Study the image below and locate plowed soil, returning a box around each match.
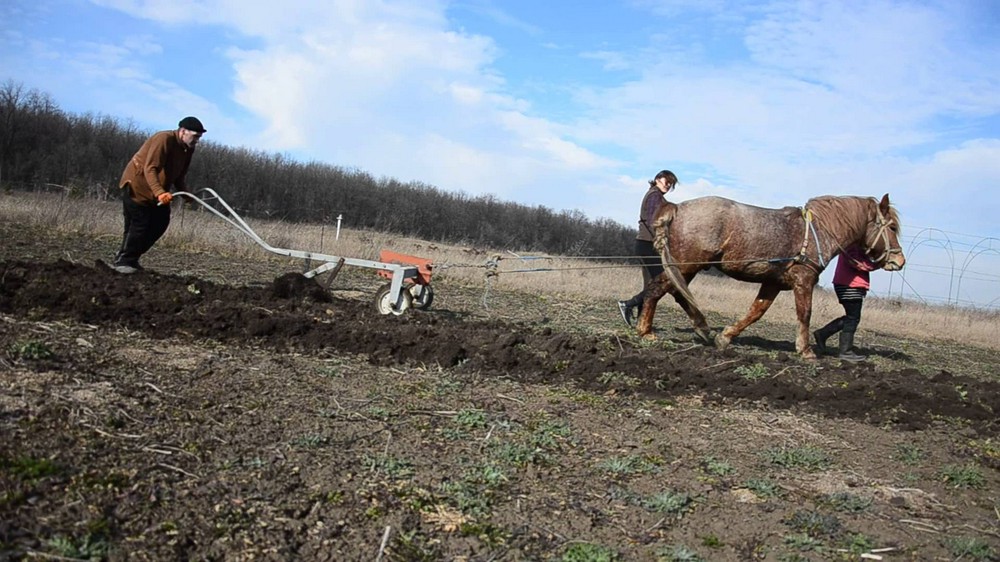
[1,218,998,562]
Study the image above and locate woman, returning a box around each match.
[617,170,678,327]
[813,244,880,361]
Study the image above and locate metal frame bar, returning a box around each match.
[171,188,418,312]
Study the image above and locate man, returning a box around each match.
[112,116,206,274]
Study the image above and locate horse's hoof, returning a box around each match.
[695,328,713,344]
[715,334,731,349]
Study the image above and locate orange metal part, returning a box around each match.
[377,250,433,285]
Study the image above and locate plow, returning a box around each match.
[171,188,434,315]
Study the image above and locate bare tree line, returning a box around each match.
[0,79,635,257]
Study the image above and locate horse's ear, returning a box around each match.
[879,193,890,213]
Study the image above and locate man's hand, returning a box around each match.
[157,193,174,205]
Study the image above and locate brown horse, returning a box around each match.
[635,194,905,359]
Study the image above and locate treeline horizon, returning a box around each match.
[0,79,635,256]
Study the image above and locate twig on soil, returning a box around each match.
[899,519,942,533]
[142,446,175,455]
[156,462,200,479]
[81,423,144,439]
[143,444,199,458]
[478,424,496,453]
[375,525,392,562]
[699,359,741,371]
[143,381,164,394]
[669,344,700,355]
[496,393,524,404]
[642,517,667,534]
[961,523,1000,539]
[614,334,624,353]
[25,550,89,561]
[763,366,794,380]
[115,408,142,425]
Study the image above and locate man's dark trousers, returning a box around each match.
[114,187,171,268]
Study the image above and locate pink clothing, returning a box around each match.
[832,245,879,289]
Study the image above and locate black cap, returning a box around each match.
[178,116,206,133]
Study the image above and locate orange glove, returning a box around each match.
[157,192,174,205]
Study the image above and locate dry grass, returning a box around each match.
[3,190,997,350]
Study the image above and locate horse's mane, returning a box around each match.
[805,195,902,238]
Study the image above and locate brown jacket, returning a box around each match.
[636,186,666,242]
[119,130,194,204]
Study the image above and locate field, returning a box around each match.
[1,193,999,561]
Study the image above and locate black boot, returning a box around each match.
[837,328,865,362]
[813,317,844,355]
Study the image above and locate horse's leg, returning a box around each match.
[635,276,669,340]
[792,283,818,360]
[716,283,780,350]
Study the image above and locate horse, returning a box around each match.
[635,194,905,359]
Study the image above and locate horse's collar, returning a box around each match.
[796,205,827,270]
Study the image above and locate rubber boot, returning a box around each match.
[812,317,844,356]
[837,328,865,362]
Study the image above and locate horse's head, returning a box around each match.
[864,194,905,271]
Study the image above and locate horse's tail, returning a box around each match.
[652,203,702,312]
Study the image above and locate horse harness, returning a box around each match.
[790,199,901,271]
[864,203,902,264]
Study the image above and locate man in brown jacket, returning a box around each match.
[112,116,206,273]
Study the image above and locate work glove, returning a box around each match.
[157,192,174,205]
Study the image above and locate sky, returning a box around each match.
[2,0,999,309]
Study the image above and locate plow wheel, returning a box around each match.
[374,282,413,315]
[409,284,434,310]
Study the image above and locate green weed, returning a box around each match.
[46,532,109,560]
[783,509,842,539]
[454,408,488,430]
[743,477,784,499]
[598,371,641,388]
[363,454,414,479]
[366,406,392,420]
[488,442,549,467]
[527,416,572,450]
[762,445,832,471]
[561,542,620,562]
[783,532,824,552]
[700,534,723,548]
[597,455,661,476]
[945,536,996,560]
[940,463,985,489]
[735,362,769,380]
[820,491,872,513]
[9,340,54,360]
[2,455,60,480]
[643,490,692,515]
[393,528,440,561]
[839,532,875,555]
[893,443,925,466]
[292,433,328,448]
[702,456,734,477]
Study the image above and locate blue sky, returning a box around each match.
[2,0,999,308]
